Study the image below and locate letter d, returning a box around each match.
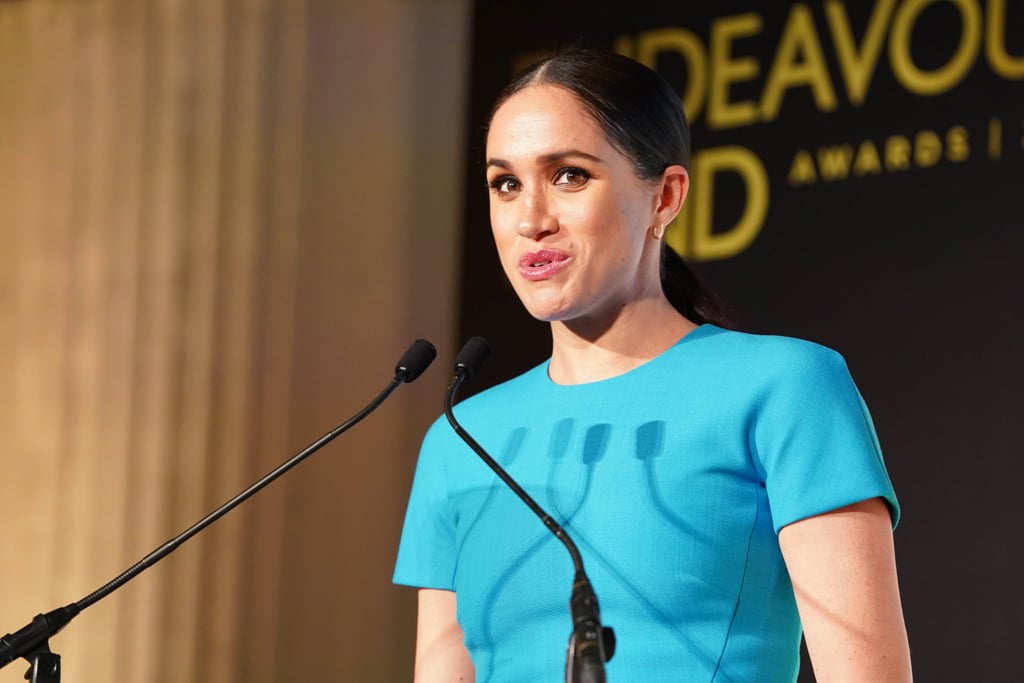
[670,146,769,261]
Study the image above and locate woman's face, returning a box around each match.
[485,84,666,328]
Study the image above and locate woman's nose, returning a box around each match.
[516,190,558,240]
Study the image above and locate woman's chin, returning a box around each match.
[522,306,564,323]
[522,303,594,327]
[515,291,570,322]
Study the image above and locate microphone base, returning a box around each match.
[565,626,615,683]
[27,651,61,683]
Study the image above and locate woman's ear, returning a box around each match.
[654,164,689,227]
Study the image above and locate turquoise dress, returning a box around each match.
[394,325,899,682]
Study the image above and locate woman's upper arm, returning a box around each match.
[415,588,475,683]
[778,497,912,683]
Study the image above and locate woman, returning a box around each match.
[394,49,912,682]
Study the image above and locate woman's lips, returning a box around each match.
[518,249,570,281]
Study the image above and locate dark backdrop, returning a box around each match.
[457,1,1023,680]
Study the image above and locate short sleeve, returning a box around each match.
[393,418,459,589]
[751,343,899,533]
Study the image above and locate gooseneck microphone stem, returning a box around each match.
[0,339,437,682]
[80,372,405,611]
[443,337,613,683]
[443,375,585,572]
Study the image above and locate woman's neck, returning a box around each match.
[547,297,697,385]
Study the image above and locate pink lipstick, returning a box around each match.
[518,249,570,281]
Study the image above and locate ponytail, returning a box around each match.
[660,244,731,328]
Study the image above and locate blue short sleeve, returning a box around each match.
[393,419,458,589]
[750,342,899,532]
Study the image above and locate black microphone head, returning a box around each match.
[395,338,437,382]
[454,336,491,379]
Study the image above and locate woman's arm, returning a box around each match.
[779,497,912,682]
[415,588,475,682]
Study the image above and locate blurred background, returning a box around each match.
[1,0,468,680]
[1,1,1021,681]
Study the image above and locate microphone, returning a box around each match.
[395,338,438,382]
[444,337,615,683]
[1,338,437,680]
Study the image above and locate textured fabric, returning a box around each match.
[394,324,899,682]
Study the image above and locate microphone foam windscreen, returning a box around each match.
[395,338,437,382]
[454,337,491,378]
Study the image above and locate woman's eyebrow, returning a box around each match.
[486,149,605,170]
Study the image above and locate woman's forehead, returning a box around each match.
[486,85,606,156]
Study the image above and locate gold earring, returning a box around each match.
[652,223,666,239]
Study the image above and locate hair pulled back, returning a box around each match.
[488,49,729,327]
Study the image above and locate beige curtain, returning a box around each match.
[0,0,468,680]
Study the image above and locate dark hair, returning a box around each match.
[488,49,730,327]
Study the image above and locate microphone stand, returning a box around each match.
[0,339,437,682]
[443,338,615,683]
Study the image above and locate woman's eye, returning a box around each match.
[553,167,591,187]
[488,175,520,194]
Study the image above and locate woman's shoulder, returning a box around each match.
[695,324,846,363]
[417,361,550,461]
[441,359,551,419]
[686,325,853,388]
